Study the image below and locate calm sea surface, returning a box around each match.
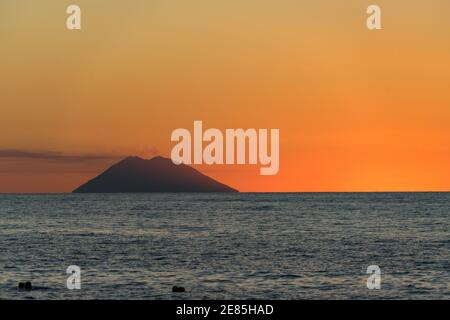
[0,193,449,300]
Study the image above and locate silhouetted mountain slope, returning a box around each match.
[73,156,238,193]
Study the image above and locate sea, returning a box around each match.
[0,193,449,300]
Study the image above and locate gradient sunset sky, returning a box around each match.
[1,0,450,192]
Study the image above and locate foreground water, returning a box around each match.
[0,193,449,300]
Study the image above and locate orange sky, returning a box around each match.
[1,0,450,192]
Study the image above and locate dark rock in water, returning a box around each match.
[72,156,238,193]
[172,286,186,293]
[18,282,32,290]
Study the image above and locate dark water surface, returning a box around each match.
[0,193,449,299]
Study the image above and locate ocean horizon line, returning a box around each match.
[1,191,450,195]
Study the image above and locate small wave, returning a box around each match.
[245,205,275,211]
